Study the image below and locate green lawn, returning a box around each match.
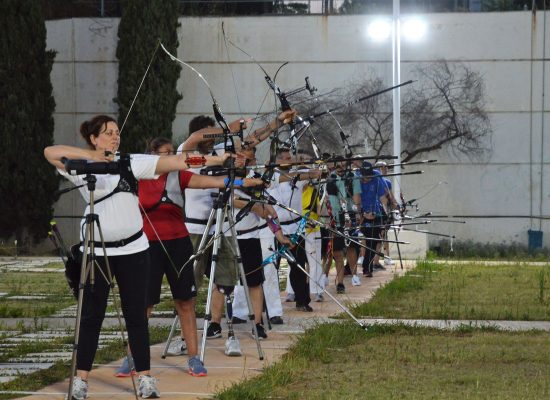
[217,323,550,400]
[217,260,550,399]
[353,260,550,320]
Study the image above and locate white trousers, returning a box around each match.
[233,236,283,319]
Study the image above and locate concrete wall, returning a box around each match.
[45,11,550,247]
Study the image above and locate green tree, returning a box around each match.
[0,0,58,246]
[115,0,182,153]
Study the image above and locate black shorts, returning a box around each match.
[237,238,265,287]
[147,237,197,306]
[332,227,360,253]
[333,232,345,252]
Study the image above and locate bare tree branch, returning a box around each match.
[294,61,492,163]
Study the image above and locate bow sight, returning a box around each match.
[265,76,317,111]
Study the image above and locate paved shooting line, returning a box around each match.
[10,261,413,399]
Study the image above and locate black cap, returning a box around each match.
[359,161,373,176]
[360,161,373,177]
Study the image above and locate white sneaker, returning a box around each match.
[384,257,395,266]
[71,376,88,400]
[166,336,188,356]
[224,335,242,357]
[357,256,364,266]
[138,375,160,398]
[351,274,361,286]
[314,293,324,302]
[284,293,295,302]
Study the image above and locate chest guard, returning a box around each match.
[143,171,184,213]
[93,154,138,205]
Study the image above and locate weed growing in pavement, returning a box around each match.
[0,326,171,399]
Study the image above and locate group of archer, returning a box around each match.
[44,105,399,398]
[44,108,327,399]
[306,155,398,296]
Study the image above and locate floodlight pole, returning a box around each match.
[392,0,401,200]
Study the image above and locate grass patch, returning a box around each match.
[216,323,550,399]
[0,270,74,317]
[352,260,550,320]
[0,271,68,295]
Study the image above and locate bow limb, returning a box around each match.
[159,43,232,135]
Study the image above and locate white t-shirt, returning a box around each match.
[269,173,307,235]
[178,142,234,236]
[58,154,159,256]
[183,166,217,235]
[233,186,261,239]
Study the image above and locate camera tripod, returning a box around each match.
[67,174,138,400]
[161,187,264,362]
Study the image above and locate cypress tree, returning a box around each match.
[115,0,182,153]
[0,0,58,246]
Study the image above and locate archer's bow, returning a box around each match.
[261,211,309,267]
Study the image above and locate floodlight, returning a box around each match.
[367,19,392,42]
[402,18,427,41]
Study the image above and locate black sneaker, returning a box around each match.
[231,316,247,324]
[253,323,268,339]
[373,263,385,270]
[364,272,373,278]
[269,316,284,325]
[336,283,345,294]
[296,304,313,312]
[206,322,222,339]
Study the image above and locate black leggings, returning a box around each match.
[362,224,382,274]
[76,249,150,372]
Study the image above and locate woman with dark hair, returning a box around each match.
[43,116,257,399]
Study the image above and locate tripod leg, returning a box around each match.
[161,207,216,359]
[67,222,93,400]
[393,227,404,270]
[199,206,226,363]
[227,214,264,361]
[161,315,180,359]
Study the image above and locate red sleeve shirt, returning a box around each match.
[139,170,194,241]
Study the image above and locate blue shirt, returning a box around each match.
[360,170,386,215]
[382,177,392,192]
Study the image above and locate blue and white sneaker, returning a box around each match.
[115,356,136,377]
[188,355,208,377]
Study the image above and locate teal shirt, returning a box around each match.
[326,172,361,227]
